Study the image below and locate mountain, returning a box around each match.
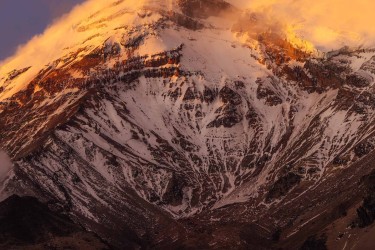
[1,0,375,249]
[0,195,108,249]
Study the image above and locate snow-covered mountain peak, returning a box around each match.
[0,0,320,104]
[1,0,375,249]
[0,0,167,100]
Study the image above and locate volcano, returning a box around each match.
[1,0,375,249]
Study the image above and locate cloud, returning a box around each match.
[229,0,375,51]
[1,0,374,75]
[0,0,115,66]
[0,0,145,99]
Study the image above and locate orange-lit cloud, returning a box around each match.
[1,0,374,77]
[0,0,152,99]
[230,0,375,50]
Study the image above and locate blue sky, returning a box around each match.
[0,0,84,61]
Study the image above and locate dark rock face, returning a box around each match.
[245,107,259,127]
[203,86,217,103]
[183,87,197,101]
[167,11,204,30]
[357,170,375,227]
[256,85,282,106]
[207,86,243,128]
[0,195,108,249]
[347,73,371,88]
[207,112,242,128]
[0,195,77,244]
[240,154,255,168]
[357,197,375,227]
[354,141,374,158]
[266,172,302,202]
[219,86,242,105]
[299,235,327,250]
[5,67,31,82]
[162,174,186,205]
[178,0,235,19]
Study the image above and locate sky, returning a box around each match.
[0,0,84,61]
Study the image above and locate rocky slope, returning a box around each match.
[1,0,375,249]
[0,195,108,249]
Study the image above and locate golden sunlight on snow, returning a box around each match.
[0,0,374,100]
[229,0,375,50]
[0,0,154,99]
[1,0,374,71]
